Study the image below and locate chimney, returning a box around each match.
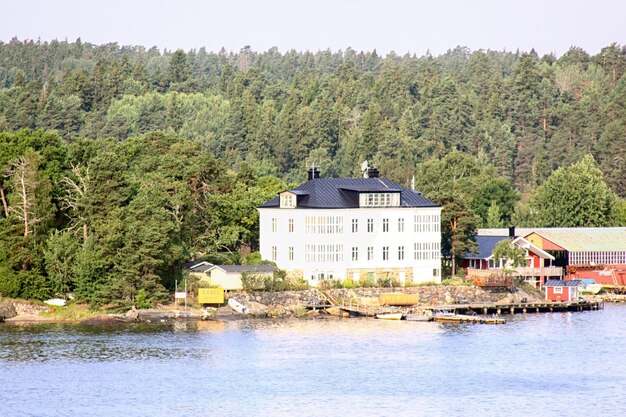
[314,168,320,178]
[367,167,379,178]
[508,225,516,238]
[307,168,314,180]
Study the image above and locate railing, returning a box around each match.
[468,269,513,287]
[467,267,563,286]
[467,267,562,277]
[512,267,563,277]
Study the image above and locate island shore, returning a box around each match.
[1,285,612,325]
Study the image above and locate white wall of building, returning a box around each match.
[259,206,442,285]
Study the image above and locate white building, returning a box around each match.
[258,168,442,286]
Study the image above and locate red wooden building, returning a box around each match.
[544,279,583,302]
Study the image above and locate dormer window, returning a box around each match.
[280,192,296,208]
[360,192,400,207]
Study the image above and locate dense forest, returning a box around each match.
[0,38,625,305]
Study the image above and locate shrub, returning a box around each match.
[241,272,266,291]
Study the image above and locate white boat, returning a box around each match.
[376,313,403,320]
[405,314,433,322]
[44,298,66,306]
[228,298,249,314]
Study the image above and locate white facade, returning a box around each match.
[259,205,442,286]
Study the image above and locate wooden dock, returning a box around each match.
[306,296,604,323]
[420,300,604,316]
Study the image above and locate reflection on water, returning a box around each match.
[1,305,625,417]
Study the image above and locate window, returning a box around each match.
[271,246,277,261]
[304,244,344,263]
[367,218,374,233]
[288,218,294,233]
[288,246,294,261]
[382,218,389,232]
[305,216,344,234]
[352,247,358,261]
[360,192,400,207]
[413,214,441,233]
[352,218,358,233]
[272,218,277,233]
[367,246,374,260]
[398,246,404,260]
[413,242,441,261]
[280,193,296,208]
[398,218,404,232]
[433,268,440,277]
[382,246,389,261]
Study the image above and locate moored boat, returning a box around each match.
[404,314,433,322]
[227,298,249,314]
[376,313,404,320]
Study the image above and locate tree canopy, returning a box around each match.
[1,40,625,302]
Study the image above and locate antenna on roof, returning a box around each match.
[361,160,369,178]
[411,175,415,191]
[307,162,320,180]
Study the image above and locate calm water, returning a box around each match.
[1,305,625,417]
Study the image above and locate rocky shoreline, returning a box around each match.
[1,286,546,324]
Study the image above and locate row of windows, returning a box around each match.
[304,216,344,234]
[414,242,441,261]
[569,251,626,266]
[414,215,440,232]
[359,192,400,207]
[272,216,438,234]
[274,243,440,263]
[304,244,345,263]
[307,269,440,282]
[351,246,406,261]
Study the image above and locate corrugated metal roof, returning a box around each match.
[464,236,509,259]
[544,279,583,287]
[478,227,626,252]
[259,177,438,209]
[210,265,275,273]
[185,261,214,272]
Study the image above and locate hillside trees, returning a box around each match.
[1,39,625,196]
[529,155,620,227]
[0,130,285,306]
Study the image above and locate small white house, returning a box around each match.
[258,168,442,286]
[205,265,274,290]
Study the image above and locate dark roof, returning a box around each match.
[544,279,584,287]
[464,236,510,259]
[259,177,438,209]
[184,261,213,272]
[210,264,275,273]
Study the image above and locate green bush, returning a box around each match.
[242,269,309,292]
[0,266,20,298]
[241,272,266,291]
[357,276,376,288]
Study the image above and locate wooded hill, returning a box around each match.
[0,38,624,305]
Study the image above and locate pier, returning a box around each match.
[308,298,604,320]
[417,300,604,316]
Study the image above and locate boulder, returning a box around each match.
[0,301,17,320]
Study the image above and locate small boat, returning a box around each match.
[376,313,403,320]
[434,313,506,325]
[227,298,249,314]
[405,314,433,322]
[44,298,67,306]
